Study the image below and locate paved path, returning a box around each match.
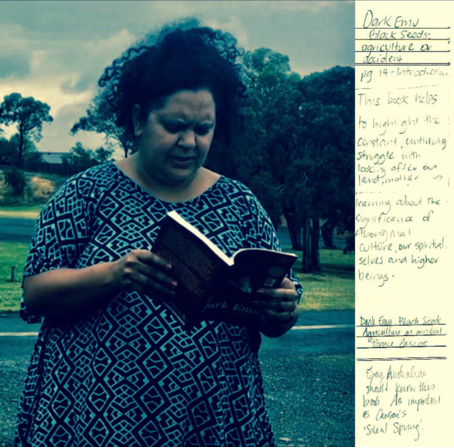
[0,217,35,243]
[0,311,354,447]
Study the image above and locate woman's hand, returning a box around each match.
[111,249,177,297]
[23,250,176,321]
[254,277,300,337]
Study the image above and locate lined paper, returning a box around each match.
[355,2,453,446]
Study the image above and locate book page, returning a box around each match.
[355,2,453,446]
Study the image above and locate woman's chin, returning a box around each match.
[163,167,199,187]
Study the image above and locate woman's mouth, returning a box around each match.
[168,155,195,167]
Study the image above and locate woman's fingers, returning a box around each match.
[257,289,297,303]
[254,278,298,308]
[137,261,176,287]
[262,308,295,324]
[136,250,177,289]
[257,297,296,312]
[136,250,171,271]
[253,277,298,324]
[131,270,177,297]
[257,277,297,297]
[114,249,177,296]
[136,252,176,295]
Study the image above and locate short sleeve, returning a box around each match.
[20,174,94,322]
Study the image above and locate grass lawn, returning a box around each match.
[296,269,354,311]
[291,249,354,312]
[0,242,29,312]
[0,205,42,219]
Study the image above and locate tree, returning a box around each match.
[71,93,133,158]
[0,93,53,166]
[207,49,354,274]
[297,66,355,265]
[3,166,27,196]
[239,49,310,245]
[207,49,305,239]
[10,133,39,160]
[62,142,113,174]
[94,146,114,164]
[0,137,15,165]
[0,134,41,165]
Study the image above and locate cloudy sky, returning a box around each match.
[0,1,354,155]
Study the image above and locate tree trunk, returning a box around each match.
[311,214,322,273]
[283,207,303,250]
[17,128,24,167]
[120,141,128,158]
[119,133,131,158]
[321,218,336,249]
[302,216,311,273]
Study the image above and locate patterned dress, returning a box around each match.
[16,163,295,447]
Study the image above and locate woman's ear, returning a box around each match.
[132,104,143,137]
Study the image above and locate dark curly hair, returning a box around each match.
[98,19,246,145]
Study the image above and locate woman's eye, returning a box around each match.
[195,126,211,136]
[164,123,183,133]
[163,122,212,135]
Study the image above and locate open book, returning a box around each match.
[152,210,297,325]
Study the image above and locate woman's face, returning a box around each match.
[133,89,216,188]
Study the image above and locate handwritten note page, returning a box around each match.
[355,2,453,446]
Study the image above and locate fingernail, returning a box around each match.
[172,280,178,287]
[166,263,172,270]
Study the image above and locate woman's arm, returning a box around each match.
[24,264,119,321]
[23,250,177,321]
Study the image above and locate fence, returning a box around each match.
[21,161,77,176]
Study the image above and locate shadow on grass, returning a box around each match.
[321,266,355,279]
[299,267,354,282]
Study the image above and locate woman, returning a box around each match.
[16,23,302,447]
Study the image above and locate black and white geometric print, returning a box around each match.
[16,163,296,446]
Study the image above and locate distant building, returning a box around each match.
[39,152,67,164]
[24,152,69,175]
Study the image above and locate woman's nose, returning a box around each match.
[179,130,196,148]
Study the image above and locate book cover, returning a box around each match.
[153,211,297,325]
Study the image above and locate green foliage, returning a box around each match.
[71,92,134,158]
[4,166,27,196]
[94,146,114,164]
[0,93,53,165]
[0,137,15,164]
[10,132,36,152]
[0,134,41,166]
[24,149,43,163]
[62,142,114,174]
[207,48,354,273]
[297,66,355,221]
